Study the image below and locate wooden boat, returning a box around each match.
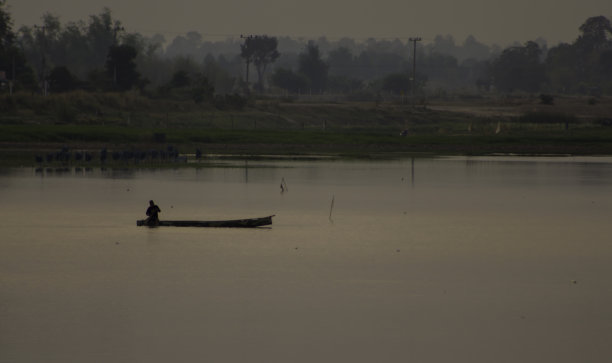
[136,215,274,228]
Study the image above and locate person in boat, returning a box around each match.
[145,200,161,225]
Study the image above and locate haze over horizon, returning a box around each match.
[6,0,612,46]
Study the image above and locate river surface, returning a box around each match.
[1,156,612,363]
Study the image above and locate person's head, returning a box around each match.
[149,200,154,206]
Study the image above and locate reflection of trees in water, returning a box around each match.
[32,166,136,179]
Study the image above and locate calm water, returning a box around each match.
[1,156,612,363]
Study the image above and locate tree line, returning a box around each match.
[1,1,611,102]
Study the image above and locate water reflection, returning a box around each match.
[32,166,141,179]
[1,156,612,363]
[411,157,415,187]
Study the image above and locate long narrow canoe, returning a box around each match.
[136,215,274,228]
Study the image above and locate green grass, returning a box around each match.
[2,122,611,148]
[1,91,612,165]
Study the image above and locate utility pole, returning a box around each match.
[409,37,422,101]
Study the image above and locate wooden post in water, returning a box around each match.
[280,178,288,193]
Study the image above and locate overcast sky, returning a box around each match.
[6,0,612,46]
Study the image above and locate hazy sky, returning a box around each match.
[6,0,612,46]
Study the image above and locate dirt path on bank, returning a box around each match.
[428,96,612,120]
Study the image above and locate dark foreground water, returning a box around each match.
[1,156,612,363]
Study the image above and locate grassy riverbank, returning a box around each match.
[1,92,611,165]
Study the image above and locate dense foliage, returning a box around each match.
[0,0,36,91]
[240,35,280,91]
[1,3,611,100]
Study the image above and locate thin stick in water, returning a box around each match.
[329,195,335,221]
[280,177,288,193]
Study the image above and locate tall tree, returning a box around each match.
[105,44,141,90]
[298,41,328,93]
[381,73,411,94]
[0,0,14,51]
[546,15,612,93]
[460,35,490,61]
[271,67,308,93]
[576,16,612,51]
[328,46,354,77]
[47,65,78,92]
[546,43,579,93]
[87,8,123,67]
[17,8,123,82]
[421,52,459,88]
[432,34,457,57]
[240,35,279,91]
[202,54,235,94]
[491,41,546,92]
[190,73,214,104]
[165,31,203,59]
[576,16,612,90]
[0,0,35,91]
[56,22,91,78]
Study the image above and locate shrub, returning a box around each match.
[55,101,77,123]
[539,94,554,105]
[518,112,577,124]
[214,94,248,110]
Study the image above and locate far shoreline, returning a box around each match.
[2,140,612,168]
[2,93,611,166]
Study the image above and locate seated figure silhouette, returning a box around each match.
[145,200,161,226]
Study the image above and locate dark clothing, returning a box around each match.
[146,204,161,225]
